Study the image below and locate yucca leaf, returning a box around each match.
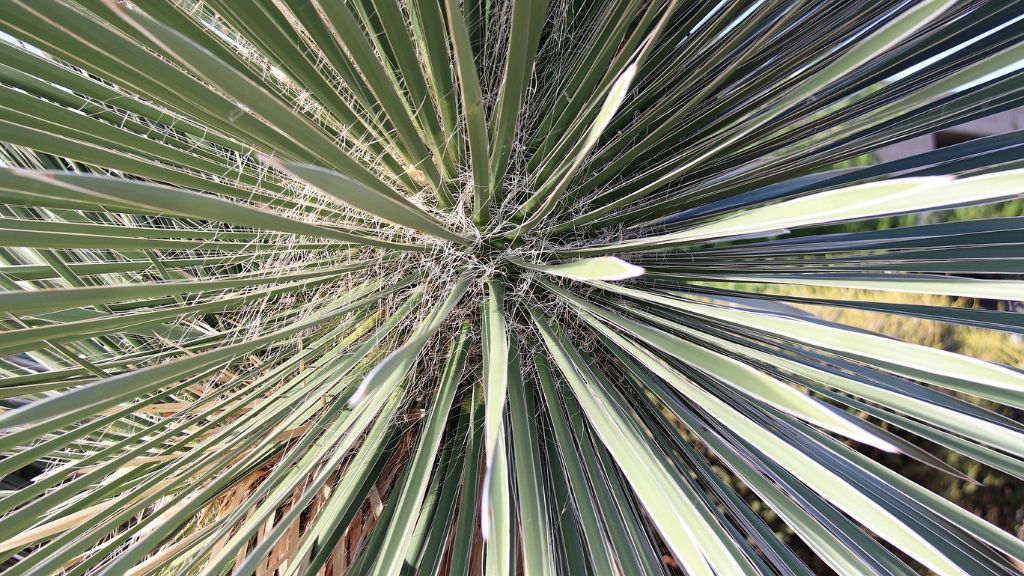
[480,280,512,575]
[406,0,461,167]
[586,317,980,576]
[0,279,402,432]
[488,0,548,203]
[485,430,514,576]
[271,159,470,244]
[506,335,556,576]
[593,281,1024,408]
[444,0,492,223]
[97,1,404,193]
[570,170,1024,254]
[351,274,471,404]
[1,1,1023,573]
[532,353,620,575]
[0,169,419,250]
[413,405,472,574]
[369,322,469,575]
[532,308,758,575]
[0,265,369,316]
[450,385,485,576]
[615,352,910,576]
[540,277,901,451]
[511,255,644,281]
[0,276,337,357]
[508,63,637,237]
[686,273,1024,300]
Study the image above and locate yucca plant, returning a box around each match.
[0,0,1023,574]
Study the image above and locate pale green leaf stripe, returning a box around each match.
[531,309,752,576]
[594,281,1024,404]
[273,159,469,244]
[571,395,666,576]
[806,380,1024,480]
[755,0,957,122]
[480,280,510,549]
[588,319,972,576]
[485,432,514,576]
[646,409,818,576]
[482,280,510,463]
[569,170,1024,254]
[511,256,644,281]
[806,411,1024,568]
[539,278,900,452]
[690,274,1024,300]
[369,322,470,576]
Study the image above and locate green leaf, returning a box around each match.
[0,279,406,432]
[351,273,471,404]
[0,169,420,250]
[512,256,644,281]
[508,63,637,238]
[271,159,470,244]
[539,278,901,451]
[587,317,987,576]
[570,170,1024,254]
[593,281,1024,408]
[369,322,470,576]
[687,273,1024,300]
[444,0,492,222]
[533,353,620,575]
[532,308,757,575]
[450,386,485,576]
[507,336,556,576]
[2,1,1024,573]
